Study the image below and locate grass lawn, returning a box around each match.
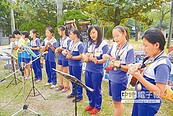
[0,39,173,116]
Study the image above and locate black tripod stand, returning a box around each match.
[12,65,40,116]
[3,52,21,88]
[26,55,45,100]
[52,68,94,116]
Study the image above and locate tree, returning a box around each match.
[167,1,173,49]
[148,2,170,30]
[56,0,63,22]
[80,0,170,26]
[13,0,57,36]
[57,10,89,26]
[0,0,11,34]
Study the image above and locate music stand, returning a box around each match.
[52,68,94,116]
[23,46,46,100]
[3,51,22,88]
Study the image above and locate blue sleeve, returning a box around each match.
[78,43,84,54]
[107,46,113,55]
[42,41,45,46]
[53,42,57,48]
[125,49,135,64]
[57,40,60,47]
[67,42,70,50]
[36,39,40,47]
[155,64,170,84]
[67,39,71,47]
[102,44,109,54]
[84,44,88,53]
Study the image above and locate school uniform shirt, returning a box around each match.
[30,38,40,55]
[84,40,109,74]
[42,37,57,62]
[68,40,84,66]
[108,42,135,83]
[58,36,71,61]
[138,52,171,98]
[10,41,18,58]
[21,39,30,59]
[132,52,172,115]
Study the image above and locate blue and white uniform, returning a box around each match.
[58,36,71,67]
[30,38,42,80]
[132,51,171,116]
[84,40,109,110]
[42,37,57,85]
[108,42,135,101]
[68,40,84,99]
[21,39,30,64]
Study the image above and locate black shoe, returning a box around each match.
[72,98,83,103]
[67,94,75,99]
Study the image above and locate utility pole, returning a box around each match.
[8,0,15,34]
[56,0,63,22]
[167,1,173,49]
[10,7,15,33]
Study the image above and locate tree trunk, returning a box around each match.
[0,28,3,45]
[56,0,63,22]
[10,8,15,33]
[135,20,139,41]
[114,8,121,26]
[167,1,173,49]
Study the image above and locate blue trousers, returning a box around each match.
[32,57,42,80]
[132,102,161,116]
[45,60,57,85]
[69,65,83,99]
[85,70,103,110]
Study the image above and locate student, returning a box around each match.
[103,26,135,116]
[55,26,71,92]
[63,28,84,102]
[20,31,31,79]
[13,30,24,68]
[42,26,57,89]
[29,29,42,82]
[82,25,109,115]
[128,28,171,116]
[9,35,18,71]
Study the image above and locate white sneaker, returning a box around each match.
[50,85,56,89]
[45,83,51,86]
[36,79,42,82]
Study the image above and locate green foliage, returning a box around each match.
[105,26,114,40]
[14,0,57,31]
[19,21,46,37]
[57,10,89,27]
[80,0,170,26]
[0,0,11,34]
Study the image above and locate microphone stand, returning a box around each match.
[25,54,46,100]
[12,62,40,116]
[12,51,48,116]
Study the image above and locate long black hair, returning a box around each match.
[87,25,102,48]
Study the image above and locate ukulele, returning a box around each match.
[129,57,150,86]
